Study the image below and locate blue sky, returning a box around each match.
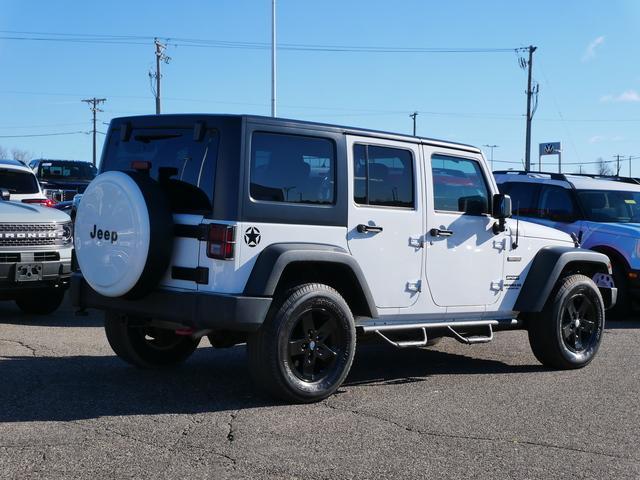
[1,0,639,174]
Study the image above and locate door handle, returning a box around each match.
[430,228,453,237]
[357,224,383,234]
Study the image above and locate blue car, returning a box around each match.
[495,171,640,314]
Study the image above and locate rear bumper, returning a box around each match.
[71,274,271,332]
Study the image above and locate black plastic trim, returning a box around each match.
[514,246,611,312]
[71,274,270,332]
[174,224,207,241]
[171,266,209,284]
[243,242,378,318]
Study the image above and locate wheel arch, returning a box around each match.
[243,243,378,318]
[515,246,611,313]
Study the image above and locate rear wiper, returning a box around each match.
[134,134,182,144]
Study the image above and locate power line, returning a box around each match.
[0,31,527,54]
[0,131,86,138]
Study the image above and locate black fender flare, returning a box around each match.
[514,246,611,312]
[243,243,378,318]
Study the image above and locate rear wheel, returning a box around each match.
[15,288,65,314]
[247,283,356,403]
[104,312,200,368]
[528,274,604,369]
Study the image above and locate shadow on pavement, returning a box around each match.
[0,341,545,423]
[0,295,103,327]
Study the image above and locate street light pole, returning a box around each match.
[271,0,277,117]
[483,144,499,171]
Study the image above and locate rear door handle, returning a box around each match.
[357,224,383,234]
[430,228,453,237]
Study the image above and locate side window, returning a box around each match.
[539,185,577,222]
[431,155,490,215]
[353,144,414,208]
[250,132,335,205]
[501,182,541,218]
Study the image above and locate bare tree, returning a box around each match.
[11,148,33,164]
[0,145,7,159]
[597,157,613,176]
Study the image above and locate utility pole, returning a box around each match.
[150,38,170,114]
[410,112,418,136]
[81,98,106,166]
[614,154,622,176]
[524,45,537,172]
[483,144,499,171]
[271,0,277,117]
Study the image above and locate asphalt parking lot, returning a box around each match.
[1,298,639,480]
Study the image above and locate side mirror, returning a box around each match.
[493,193,512,219]
[0,188,10,201]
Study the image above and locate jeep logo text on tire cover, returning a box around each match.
[90,224,118,243]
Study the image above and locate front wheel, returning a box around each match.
[247,283,356,403]
[528,274,605,369]
[104,312,200,368]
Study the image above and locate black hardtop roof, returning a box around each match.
[108,113,481,154]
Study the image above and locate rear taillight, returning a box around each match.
[207,224,235,260]
[22,198,57,208]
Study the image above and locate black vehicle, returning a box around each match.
[28,159,97,202]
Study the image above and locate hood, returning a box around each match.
[510,219,574,244]
[0,200,71,223]
[39,179,91,192]
[584,222,640,239]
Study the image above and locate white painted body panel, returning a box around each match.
[345,135,424,308]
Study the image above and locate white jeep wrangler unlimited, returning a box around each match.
[72,114,616,402]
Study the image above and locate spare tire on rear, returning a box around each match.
[74,171,173,299]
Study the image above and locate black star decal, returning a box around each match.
[244,226,261,247]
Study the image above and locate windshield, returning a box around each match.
[577,189,640,223]
[102,128,218,213]
[39,161,97,181]
[0,168,39,194]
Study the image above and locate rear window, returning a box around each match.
[0,169,39,194]
[102,128,218,213]
[39,161,97,181]
[250,132,336,205]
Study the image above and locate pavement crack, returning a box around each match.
[227,411,238,442]
[0,338,38,356]
[323,401,634,461]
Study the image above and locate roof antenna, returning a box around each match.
[512,202,520,250]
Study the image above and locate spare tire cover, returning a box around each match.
[74,171,173,299]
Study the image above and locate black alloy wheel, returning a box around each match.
[560,292,599,353]
[287,307,344,383]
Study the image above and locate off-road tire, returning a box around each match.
[104,311,200,368]
[528,274,604,369]
[247,283,356,403]
[15,288,65,315]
